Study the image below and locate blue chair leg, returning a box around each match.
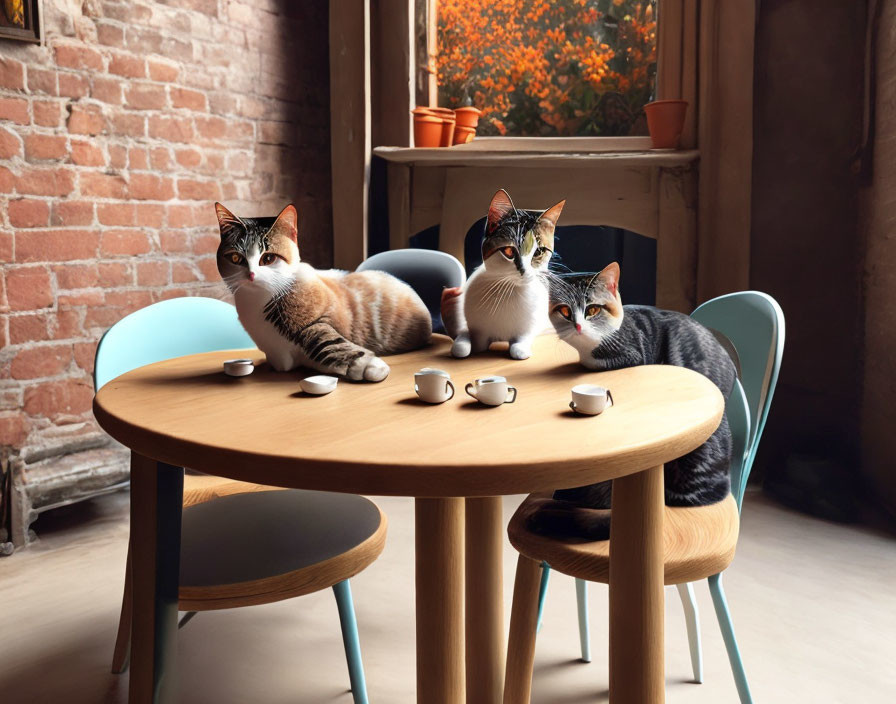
[332,580,369,704]
[675,582,704,683]
[575,578,591,663]
[536,561,551,633]
[708,573,753,704]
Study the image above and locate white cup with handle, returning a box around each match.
[569,384,613,415]
[465,375,518,406]
[415,368,455,404]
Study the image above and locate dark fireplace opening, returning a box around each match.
[406,218,657,306]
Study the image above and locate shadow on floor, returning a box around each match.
[0,627,128,704]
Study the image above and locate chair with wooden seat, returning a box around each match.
[96,296,385,704]
[505,291,784,704]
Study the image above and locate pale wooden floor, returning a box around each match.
[1,490,894,703]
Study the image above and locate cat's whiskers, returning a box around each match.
[222,272,248,294]
[480,275,511,301]
[263,272,298,304]
[494,277,517,313]
[496,273,526,313]
[489,276,516,316]
[477,275,514,313]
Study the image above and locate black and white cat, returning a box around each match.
[447,189,565,360]
[528,263,737,540]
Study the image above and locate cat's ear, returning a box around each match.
[535,199,565,251]
[487,189,515,232]
[597,262,621,297]
[539,200,565,228]
[270,204,298,243]
[215,202,242,239]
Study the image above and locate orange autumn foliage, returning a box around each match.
[437,0,657,137]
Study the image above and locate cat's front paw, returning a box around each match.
[363,356,390,382]
[451,338,471,358]
[508,342,532,360]
[347,354,390,382]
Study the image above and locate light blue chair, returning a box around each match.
[98,297,379,704]
[356,248,466,333]
[531,291,784,703]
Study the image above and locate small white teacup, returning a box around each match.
[415,368,455,404]
[570,384,613,415]
[465,376,518,406]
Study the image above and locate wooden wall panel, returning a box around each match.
[372,0,414,148]
[330,0,371,268]
[697,0,755,301]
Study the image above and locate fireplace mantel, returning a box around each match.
[375,148,699,313]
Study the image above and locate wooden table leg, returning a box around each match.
[416,497,465,704]
[129,454,183,704]
[502,554,542,704]
[609,465,665,704]
[465,496,505,704]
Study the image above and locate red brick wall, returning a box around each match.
[0,1,332,456]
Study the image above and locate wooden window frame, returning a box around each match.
[415,0,684,148]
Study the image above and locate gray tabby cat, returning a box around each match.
[528,263,737,540]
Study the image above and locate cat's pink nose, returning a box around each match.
[248,272,255,281]
[576,323,582,333]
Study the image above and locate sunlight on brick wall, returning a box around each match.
[0,1,331,460]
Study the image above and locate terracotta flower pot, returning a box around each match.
[454,106,482,129]
[413,108,442,148]
[643,100,688,149]
[453,124,476,145]
[429,107,457,147]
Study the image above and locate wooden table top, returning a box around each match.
[93,335,723,497]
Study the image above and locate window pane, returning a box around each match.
[436,0,657,137]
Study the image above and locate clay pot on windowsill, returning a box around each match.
[453,124,476,145]
[643,100,688,149]
[413,108,442,148]
[454,106,482,129]
[428,107,457,147]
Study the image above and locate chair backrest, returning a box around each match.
[690,291,785,506]
[357,249,466,333]
[94,297,254,390]
[726,378,752,511]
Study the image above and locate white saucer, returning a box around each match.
[223,359,254,377]
[300,375,338,395]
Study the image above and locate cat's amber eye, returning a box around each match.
[228,252,243,265]
[501,246,515,259]
[260,252,278,266]
[556,305,572,320]
[585,305,601,318]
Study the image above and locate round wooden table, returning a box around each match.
[94,334,723,704]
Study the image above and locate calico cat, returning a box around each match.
[528,262,737,540]
[215,203,431,381]
[448,189,565,360]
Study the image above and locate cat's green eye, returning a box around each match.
[260,252,278,266]
[585,305,601,318]
[228,252,243,265]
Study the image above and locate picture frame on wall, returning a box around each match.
[0,0,41,44]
